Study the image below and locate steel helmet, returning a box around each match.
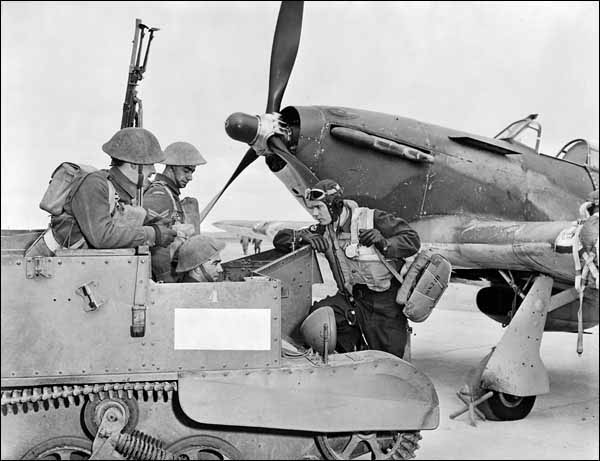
[304,179,344,220]
[162,142,207,166]
[176,234,225,273]
[300,306,337,355]
[102,127,165,165]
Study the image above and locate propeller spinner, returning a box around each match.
[198,1,315,225]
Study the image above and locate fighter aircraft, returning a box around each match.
[199,1,599,421]
[213,219,314,242]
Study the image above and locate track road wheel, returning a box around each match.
[167,435,243,460]
[82,396,139,437]
[316,431,422,460]
[478,390,536,421]
[21,436,92,460]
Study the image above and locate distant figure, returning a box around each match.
[252,238,262,254]
[240,235,250,255]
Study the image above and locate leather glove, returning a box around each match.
[299,233,328,252]
[358,228,388,252]
[152,223,177,248]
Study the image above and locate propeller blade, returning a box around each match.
[268,136,319,192]
[197,147,258,225]
[266,1,304,113]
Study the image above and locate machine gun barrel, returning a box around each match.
[120,18,159,129]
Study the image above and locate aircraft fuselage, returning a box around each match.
[279,106,596,223]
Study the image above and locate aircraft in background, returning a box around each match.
[199,1,599,421]
[212,219,314,242]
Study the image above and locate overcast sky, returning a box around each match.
[2,1,598,231]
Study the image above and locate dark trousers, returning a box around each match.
[311,279,408,359]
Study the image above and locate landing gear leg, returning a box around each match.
[476,275,552,421]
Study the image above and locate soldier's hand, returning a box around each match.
[152,223,177,248]
[359,228,388,251]
[300,233,328,252]
[146,215,172,226]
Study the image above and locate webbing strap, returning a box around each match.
[350,207,374,245]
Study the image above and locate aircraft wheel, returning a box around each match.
[21,436,92,460]
[478,390,536,421]
[166,435,243,460]
[315,431,421,460]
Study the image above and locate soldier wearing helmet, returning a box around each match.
[175,234,225,283]
[39,127,177,253]
[273,179,421,359]
[143,141,207,282]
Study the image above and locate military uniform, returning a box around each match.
[143,174,187,281]
[142,141,206,282]
[50,166,155,249]
[27,127,175,256]
[273,201,420,358]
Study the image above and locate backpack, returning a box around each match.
[39,162,97,216]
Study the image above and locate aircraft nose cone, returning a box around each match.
[225,112,259,144]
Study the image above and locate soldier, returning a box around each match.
[143,141,206,282]
[273,179,420,359]
[29,127,177,255]
[240,235,250,255]
[175,234,225,282]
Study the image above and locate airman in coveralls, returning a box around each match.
[143,142,206,282]
[273,179,420,358]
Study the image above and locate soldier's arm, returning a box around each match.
[273,225,325,252]
[71,174,155,249]
[373,209,420,259]
[143,186,175,223]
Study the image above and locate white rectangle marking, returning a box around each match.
[174,308,271,350]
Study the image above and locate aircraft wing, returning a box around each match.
[410,215,586,283]
[212,219,316,242]
[215,216,593,285]
[215,215,598,286]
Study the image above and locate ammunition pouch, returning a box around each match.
[396,251,452,323]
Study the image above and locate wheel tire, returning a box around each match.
[21,436,92,460]
[478,391,536,421]
[166,435,243,460]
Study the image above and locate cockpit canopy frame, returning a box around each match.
[556,138,599,170]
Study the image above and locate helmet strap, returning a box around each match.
[136,164,144,206]
[199,264,214,282]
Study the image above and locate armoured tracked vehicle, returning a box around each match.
[1,230,439,460]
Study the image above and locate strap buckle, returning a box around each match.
[345,308,357,326]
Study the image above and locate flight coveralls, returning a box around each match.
[273,202,420,358]
[50,166,156,249]
[143,174,187,282]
